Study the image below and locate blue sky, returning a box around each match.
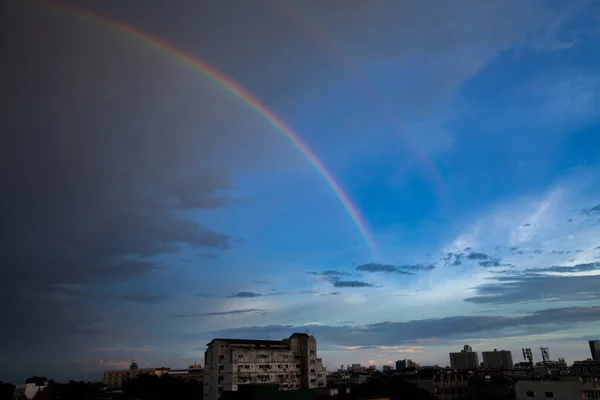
[1,0,600,382]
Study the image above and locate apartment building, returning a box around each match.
[449,345,479,370]
[203,333,326,400]
[482,349,513,370]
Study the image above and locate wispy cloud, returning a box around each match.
[327,278,375,288]
[356,262,434,275]
[308,270,352,277]
[209,306,600,346]
[225,291,287,298]
[170,309,267,318]
[465,274,600,305]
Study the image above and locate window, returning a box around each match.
[545,392,554,398]
[526,391,535,397]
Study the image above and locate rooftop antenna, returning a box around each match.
[522,348,534,378]
[541,347,550,376]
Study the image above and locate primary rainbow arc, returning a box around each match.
[39,0,377,252]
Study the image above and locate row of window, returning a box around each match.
[525,391,554,398]
[235,363,301,370]
[583,389,600,399]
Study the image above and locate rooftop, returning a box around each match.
[207,338,288,347]
[207,333,311,347]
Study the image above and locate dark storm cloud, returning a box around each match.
[36,285,168,304]
[465,274,600,304]
[209,306,600,346]
[0,1,285,378]
[0,11,242,290]
[170,309,267,318]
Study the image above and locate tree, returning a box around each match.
[0,382,15,400]
[25,376,48,385]
[121,374,203,400]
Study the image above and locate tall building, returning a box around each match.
[449,345,479,370]
[589,340,600,361]
[203,333,326,400]
[482,349,513,370]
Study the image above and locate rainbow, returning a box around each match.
[37,0,377,252]
[276,0,448,201]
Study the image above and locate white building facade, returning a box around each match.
[203,333,326,400]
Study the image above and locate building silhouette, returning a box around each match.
[450,345,479,370]
[482,349,514,370]
[589,340,599,361]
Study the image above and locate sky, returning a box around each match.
[1,0,600,383]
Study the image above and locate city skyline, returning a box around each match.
[2,0,600,384]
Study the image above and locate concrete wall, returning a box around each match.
[515,380,599,399]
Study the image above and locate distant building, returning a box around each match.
[164,364,204,382]
[589,340,600,361]
[450,345,479,370]
[572,359,600,376]
[103,361,168,388]
[482,349,513,370]
[382,365,392,372]
[351,364,365,373]
[203,333,326,400]
[396,359,418,370]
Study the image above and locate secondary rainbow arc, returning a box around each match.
[277,0,448,201]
